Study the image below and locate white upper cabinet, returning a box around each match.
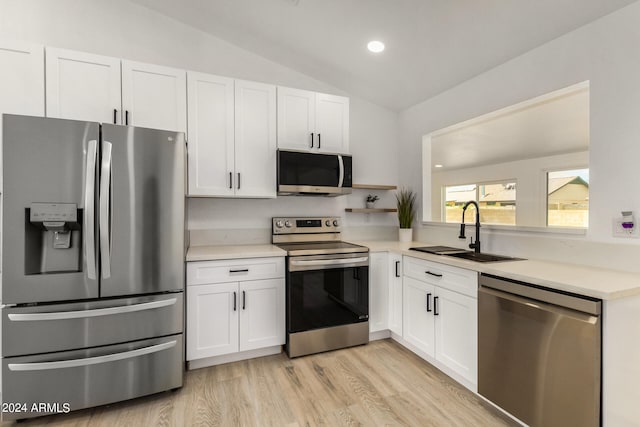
[277,86,349,154]
[234,79,277,198]
[277,86,315,151]
[0,40,44,116]
[187,72,235,197]
[46,48,121,123]
[122,60,187,133]
[315,93,349,153]
[187,72,276,198]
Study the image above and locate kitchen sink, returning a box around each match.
[445,251,523,263]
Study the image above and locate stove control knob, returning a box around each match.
[325,219,331,227]
[275,220,284,228]
[333,219,340,227]
[285,220,293,228]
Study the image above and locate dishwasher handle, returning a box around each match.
[479,286,599,324]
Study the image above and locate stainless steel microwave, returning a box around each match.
[277,150,352,196]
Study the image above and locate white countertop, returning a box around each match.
[352,240,640,301]
[186,240,640,300]
[186,244,286,261]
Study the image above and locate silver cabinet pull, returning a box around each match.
[84,140,98,280]
[8,298,177,321]
[8,340,176,371]
[99,141,113,279]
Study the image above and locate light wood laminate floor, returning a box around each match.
[4,339,517,426]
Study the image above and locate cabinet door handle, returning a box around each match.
[310,132,314,148]
[425,271,443,278]
[395,261,400,277]
[233,291,237,311]
[229,172,233,189]
[229,269,249,274]
[434,296,439,316]
[237,172,241,190]
[426,293,432,312]
[242,290,246,310]
[318,133,321,149]
[125,110,129,125]
[113,109,117,124]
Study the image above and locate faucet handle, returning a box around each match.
[458,223,466,239]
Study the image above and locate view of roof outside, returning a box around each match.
[444,168,589,228]
[445,181,517,225]
[548,168,589,227]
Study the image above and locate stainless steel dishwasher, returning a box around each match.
[478,274,601,427]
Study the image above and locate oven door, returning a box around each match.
[287,253,369,333]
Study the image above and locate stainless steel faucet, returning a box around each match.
[459,200,481,253]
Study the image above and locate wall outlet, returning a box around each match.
[612,218,639,237]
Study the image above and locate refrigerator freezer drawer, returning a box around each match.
[3,292,183,357]
[2,334,183,421]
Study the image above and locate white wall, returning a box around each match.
[0,0,400,238]
[399,2,640,259]
[430,151,589,226]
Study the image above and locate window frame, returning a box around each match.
[442,178,517,226]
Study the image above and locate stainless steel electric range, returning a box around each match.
[272,217,369,357]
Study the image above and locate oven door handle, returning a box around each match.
[290,257,369,267]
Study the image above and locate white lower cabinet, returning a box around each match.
[369,253,389,333]
[402,256,478,387]
[388,252,403,336]
[186,257,285,362]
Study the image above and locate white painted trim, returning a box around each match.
[421,220,587,236]
[369,330,391,341]
[187,345,282,370]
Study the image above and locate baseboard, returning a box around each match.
[187,345,282,370]
[369,329,391,341]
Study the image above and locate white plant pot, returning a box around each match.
[366,202,375,209]
[399,228,413,242]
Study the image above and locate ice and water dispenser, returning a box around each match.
[25,203,82,274]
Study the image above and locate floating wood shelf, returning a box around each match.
[345,208,397,213]
[352,184,397,190]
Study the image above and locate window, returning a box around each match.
[547,168,589,228]
[444,181,516,225]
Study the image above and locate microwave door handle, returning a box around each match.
[338,155,344,187]
[84,140,98,280]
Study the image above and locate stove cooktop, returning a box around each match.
[275,241,368,256]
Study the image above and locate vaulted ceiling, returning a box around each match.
[131,0,636,111]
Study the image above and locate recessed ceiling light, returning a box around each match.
[434,164,443,168]
[367,41,385,53]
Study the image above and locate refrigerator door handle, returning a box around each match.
[99,141,113,279]
[7,298,178,321]
[84,140,98,280]
[7,340,177,371]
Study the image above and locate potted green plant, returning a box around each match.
[366,194,379,209]
[396,188,416,242]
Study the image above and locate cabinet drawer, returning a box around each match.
[403,256,478,298]
[187,257,285,285]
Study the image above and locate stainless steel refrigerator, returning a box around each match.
[1,114,185,420]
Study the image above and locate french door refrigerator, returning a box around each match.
[1,114,185,421]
